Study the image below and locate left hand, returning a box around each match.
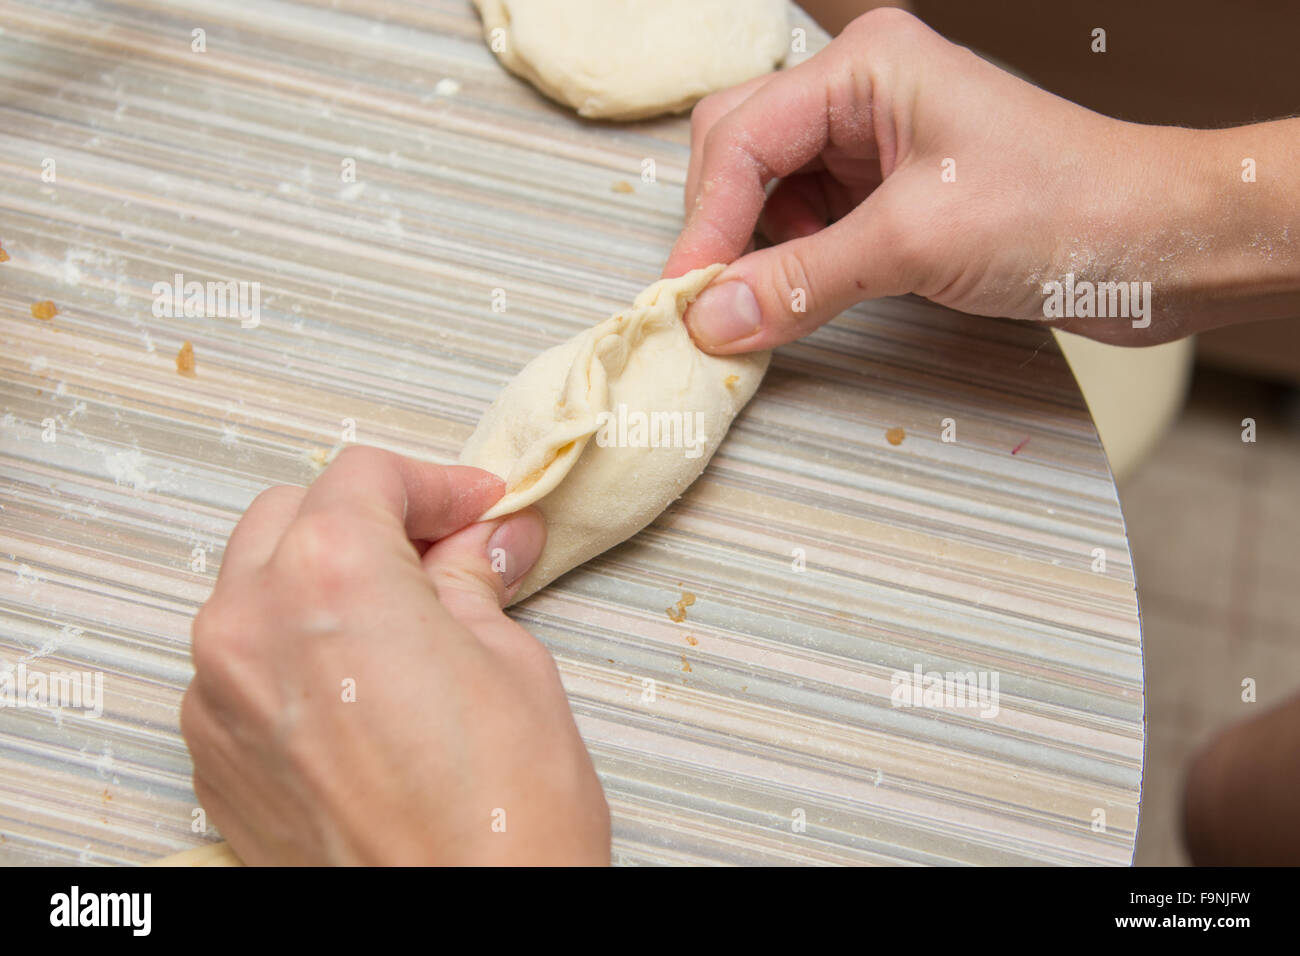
[181,446,611,865]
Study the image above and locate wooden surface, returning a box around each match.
[0,0,1143,865]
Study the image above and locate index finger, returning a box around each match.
[681,73,776,228]
[297,446,505,542]
[662,45,873,278]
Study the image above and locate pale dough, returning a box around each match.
[471,0,790,121]
[460,266,768,602]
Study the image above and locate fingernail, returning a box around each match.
[687,281,761,348]
[486,510,546,588]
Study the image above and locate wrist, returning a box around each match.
[1144,121,1300,339]
[1049,119,1300,345]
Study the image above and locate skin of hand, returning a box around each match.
[180,446,611,865]
[798,0,913,36]
[666,8,1300,349]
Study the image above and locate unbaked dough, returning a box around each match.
[460,265,768,602]
[471,0,790,121]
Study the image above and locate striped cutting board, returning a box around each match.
[0,0,1142,865]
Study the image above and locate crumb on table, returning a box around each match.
[31,300,57,320]
[723,374,739,388]
[885,426,905,446]
[176,340,196,376]
[611,180,634,194]
[667,590,696,623]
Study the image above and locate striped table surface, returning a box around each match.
[0,0,1143,865]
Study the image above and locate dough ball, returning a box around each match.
[460,266,769,602]
[472,0,791,121]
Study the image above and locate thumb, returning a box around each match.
[683,189,914,354]
[421,508,546,631]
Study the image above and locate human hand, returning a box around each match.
[667,8,1298,348]
[181,447,610,865]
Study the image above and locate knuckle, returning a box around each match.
[246,485,305,523]
[189,599,258,696]
[847,5,922,40]
[250,483,300,509]
[329,443,391,474]
[190,598,236,671]
[274,512,370,593]
[690,93,725,136]
[178,685,201,744]
[768,248,816,318]
[699,120,729,168]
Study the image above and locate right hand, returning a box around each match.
[667,8,1286,348]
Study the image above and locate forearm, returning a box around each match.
[1183,118,1300,330]
[1045,117,1300,345]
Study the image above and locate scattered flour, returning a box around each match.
[20,624,84,663]
[94,744,114,779]
[15,564,42,589]
[103,449,160,491]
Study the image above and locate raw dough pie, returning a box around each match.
[471,0,790,121]
[460,265,769,602]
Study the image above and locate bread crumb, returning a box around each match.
[723,374,739,388]
[685,634,698,646]
[176,341,196,376]
[611,180,634,194]
[666,590,696,623]
[0,248,10,262]
[680,654,692,673]
[31,300,57,320]
[885,426,905,446]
